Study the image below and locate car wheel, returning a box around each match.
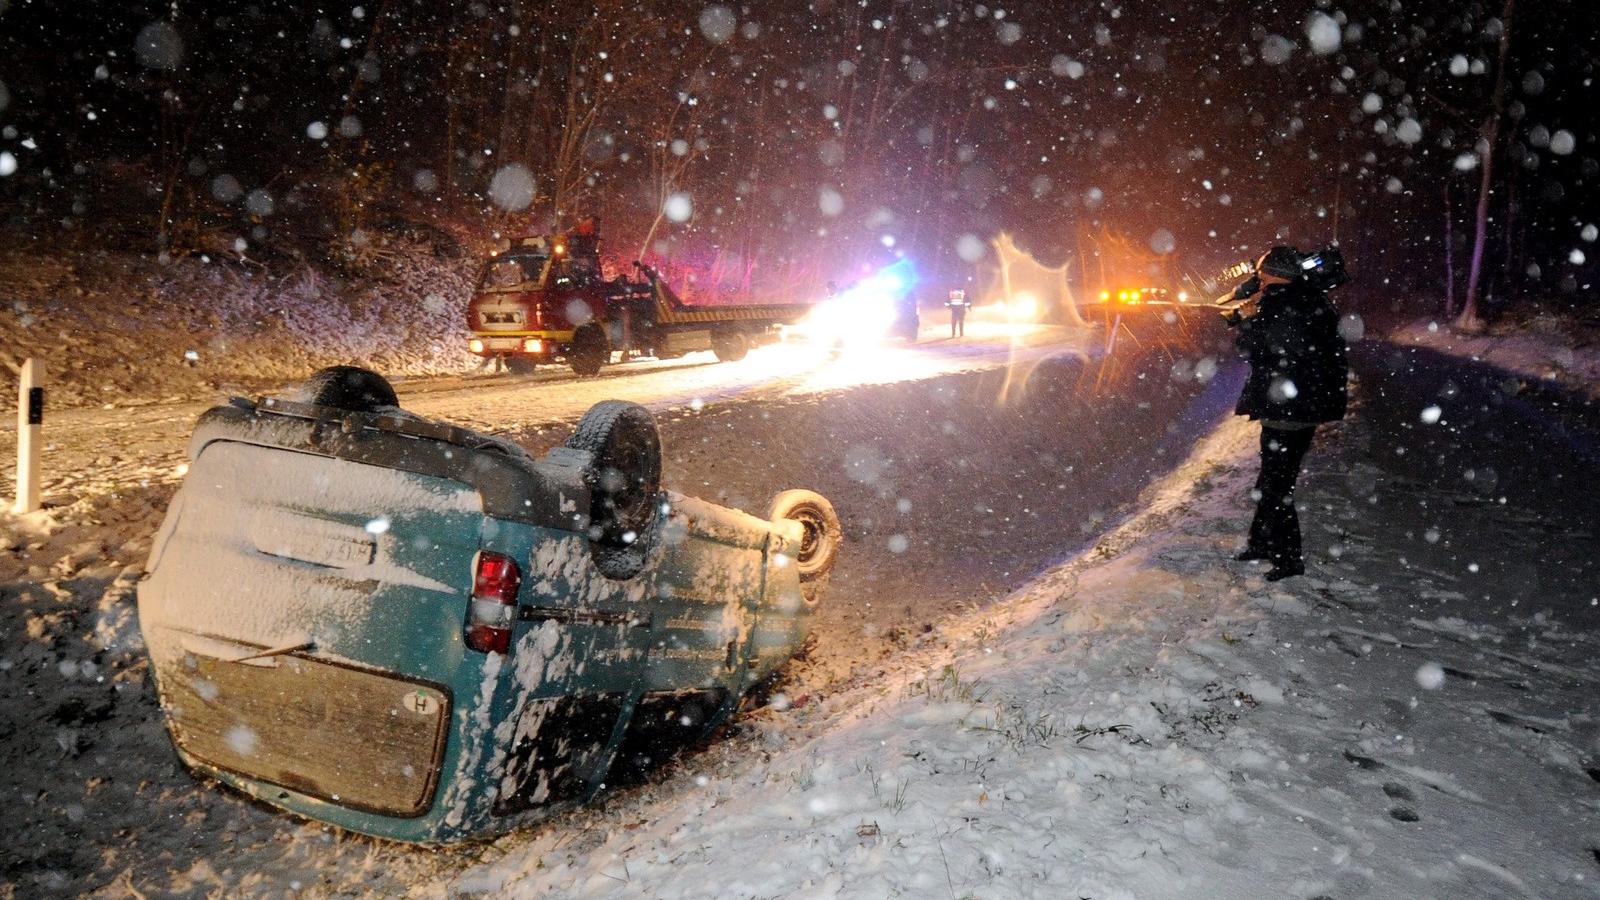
[566,400,662,554]
[768,490,840,601]
[296,366,399,412]
[569,325,609,376]
[710,331,749,362]
[505,356,537,375]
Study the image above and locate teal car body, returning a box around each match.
[137,394,829,843]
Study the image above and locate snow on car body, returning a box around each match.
[137,369,838,842]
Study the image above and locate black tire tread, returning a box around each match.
[569,324,609,376]
[566,401,662,560]
[711,331,750,362]
[299,366,398,411]
[564,400,651,455]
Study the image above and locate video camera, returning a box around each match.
[1296,246,1349,293]
[1216,244,1349,309]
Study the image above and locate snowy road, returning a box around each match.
[0,320,1089,505]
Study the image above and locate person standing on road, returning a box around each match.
[946,289,969,338]
[1223,246,1348,581]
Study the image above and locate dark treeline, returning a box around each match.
[0,0,1594,315]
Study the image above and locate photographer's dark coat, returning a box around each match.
[1233,284,1348,424]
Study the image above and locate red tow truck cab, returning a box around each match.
[467,223,812,376]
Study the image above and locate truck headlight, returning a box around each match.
[468,339,485,354]
[522,338,543,353]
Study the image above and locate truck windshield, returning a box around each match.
[479,254,548,291]
[550,255,600,287]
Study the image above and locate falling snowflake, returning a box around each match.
[226,724,260,757]
[488,165,535,212]
[1304,13,1341,55]
[698,5,737,44]
[664,193,693,223]
[818,187,843,217]
[1260,34,1295,66]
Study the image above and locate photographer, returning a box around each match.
[1223,246,1348,581]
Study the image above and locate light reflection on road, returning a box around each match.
[0,321,1096,500]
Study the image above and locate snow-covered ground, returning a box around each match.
[5,335,1598,897]
[1393,316,1600,400]
[0,247,477,411]
[441,397,1600,898]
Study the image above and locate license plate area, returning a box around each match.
[162,650,451,818]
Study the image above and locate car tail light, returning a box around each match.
[465,551,520,654]
[521,338,543,353]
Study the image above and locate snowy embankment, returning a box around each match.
[445,405,1600,898]
[1393,316,1600,400]
[0,245,476,410]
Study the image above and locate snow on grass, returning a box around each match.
[0,244,476,411]
[1394,316,1600,400]
[443,411,1600,898]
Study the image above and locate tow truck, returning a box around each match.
[468,222,813,375]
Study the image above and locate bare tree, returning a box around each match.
[1443,181,1457,318]
[636,60,715,258]
[1458,0,1516,332]
[524,4,660,225]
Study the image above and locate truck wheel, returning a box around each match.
[566,401,662,551]
[569,325,609,376]
[768,490,840,601]
[711,331,749,362]
[505,356,537,375]
[296,366,399,412]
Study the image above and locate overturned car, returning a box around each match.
[137,367,840,843]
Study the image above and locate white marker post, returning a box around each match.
[13,358,44,514]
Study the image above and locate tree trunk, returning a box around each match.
[1458,0,1516,332]
[1444,181,1456,318]
[1501,174,1518,298]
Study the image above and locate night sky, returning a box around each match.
[1,0,1595,303]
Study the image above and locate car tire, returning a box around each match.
[569,325,609,376]
[297,365,399,412]
[710,331,749,362]
[768,489,840,601]
[505,356,537,375]
[566,400,662,554]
